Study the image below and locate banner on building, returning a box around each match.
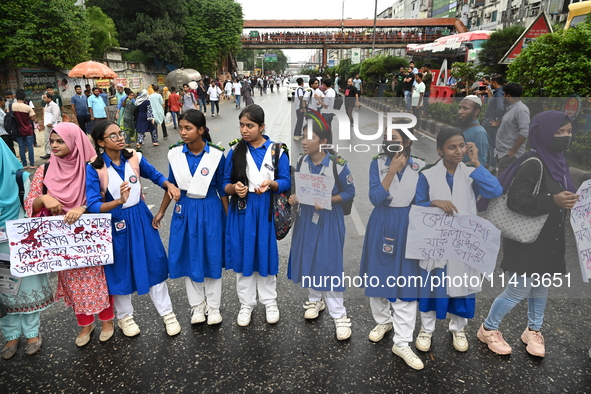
[20,70,57,102]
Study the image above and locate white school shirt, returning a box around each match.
[233,82,242,95]
[324,88,336,110]
[207,86,221,101]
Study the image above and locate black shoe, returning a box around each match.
[39,154,50,160]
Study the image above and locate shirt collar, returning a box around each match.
[305,151,331,167]
[102,152,126,168]
[245,135,270,150]
[182,141,210,156]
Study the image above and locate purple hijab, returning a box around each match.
[478,110,574,211]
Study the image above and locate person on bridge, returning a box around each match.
[359,128,426,370]
[288,121,355,341]
[415,128,502,354]
[153,110,228,327]
[86,121,182,338]
[223,105,291,327]
[477,111,578,358]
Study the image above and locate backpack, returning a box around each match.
[296,87,306,109]
[333,93,344,110]
[268,142,293,240]
[4,103,20,138]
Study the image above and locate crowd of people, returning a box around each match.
[0,71,583,372]
[241,28,448,44]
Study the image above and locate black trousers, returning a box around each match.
[1,134,16,155]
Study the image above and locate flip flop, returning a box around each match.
[152,143,159,146]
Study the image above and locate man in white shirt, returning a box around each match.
[207,81,222,117]
[233,79,242,108]
[40,92,61,159]
[321,78,336,127]
[411,72,425,118]
[293,77,307,141]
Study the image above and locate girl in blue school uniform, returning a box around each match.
[223,104,291,327]
[358,128,425,370]
[153,110,228,326]
[414,128,502,354]
[288,121,356,341]
[86,120,182,338]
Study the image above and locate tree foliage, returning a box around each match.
[360,55,407,83]
[477,25,525,76]
[87,6,119,59]
[507,15,591,97]
[87,0,187,65]
[235,49,288,74]
[184,0,243,75]
[451,62,478,87]
[0,0,90,68]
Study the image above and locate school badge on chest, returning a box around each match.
[411,163,420,171]
[382,243,394,254]
[264,163,274,172]
[201,167,209,176]
[346,174,354,184]
[175,204,182,214]
[128,175,138,184]
[115,220,127,231]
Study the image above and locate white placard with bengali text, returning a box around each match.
[405,205,501,275]
[295,173,335,210]
[570,180,591,283]
[6,214,114,277]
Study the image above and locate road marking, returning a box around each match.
[350,203,366,236]
[148,204,155,210]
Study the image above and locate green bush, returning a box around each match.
[568,130,591,170]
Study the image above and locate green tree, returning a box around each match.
[236,49,288,74]
[87,6,119,58]
[507,15,591,96]
[451,62,479,90]
[0,0,90,67]
[477,25,525,76]
[87,0,187,65]
[184,0,243,75]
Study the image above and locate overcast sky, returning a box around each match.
[237,0,392,63]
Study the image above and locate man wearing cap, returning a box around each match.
[457,95,488,165]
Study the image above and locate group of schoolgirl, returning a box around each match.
[0,104,298,360]
[289,120,503,370]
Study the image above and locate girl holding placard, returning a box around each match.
[26,122,113,347]
[86,121,182,338]
[414,128,502,354]
[223,104,290,327]
[0,140,53,359]
[358,128,425,369]
[153,110,228,325]
[287,121,355,341]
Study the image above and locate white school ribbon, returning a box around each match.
[419,160,480,297]
[107,153,142,209]
[245,145,278,192]
[377,156,424,207]
[168,145,223,199]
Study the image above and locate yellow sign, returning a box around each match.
[96,79,111,88]
[158,74,165,86]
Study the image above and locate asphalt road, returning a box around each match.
[2,90,591,393]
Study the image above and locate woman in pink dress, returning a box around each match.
[25,122,114,346]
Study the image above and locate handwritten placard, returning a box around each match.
[405,206,501,275]
[6,214,114,277]
[295,173,335,210]
[570,180,591,282]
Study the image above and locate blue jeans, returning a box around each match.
[210,100,219,114]
[198,98,207,113]
[484,272,549,331]
[16,135,35,167]
[171,111,179,128]
[403,90,412,111]
[235,95,241,107]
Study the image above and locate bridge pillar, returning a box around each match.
[322,44,327,67]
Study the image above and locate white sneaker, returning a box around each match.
[163,312,181,336]
[117,316,140,337]
[452,329,469,352]
[369,323,393,342]
[191,301,206,324]
[334,316,352,340]
[415,329,432,352]
[237,305,253,327]
[206,307,222,325]
[392,345,425,370]
[303,300,325,319]
[266,302,280,324]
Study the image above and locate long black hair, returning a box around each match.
[231,104,265,186]
[303,120,336,155]
[381,128,413,157]
[90,120,133,169]
[178,109,211,142]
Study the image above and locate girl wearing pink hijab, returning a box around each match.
[25,122,114,347]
